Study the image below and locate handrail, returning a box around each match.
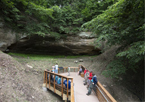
[44,68,77,102]
[62,67,79,73]
[71,80,75,102]
[44,65,116,102]
[44,70,73,100]
[97,82,117,102]
[80,65,117,102]
[45,70,73,78]
[96,84,109,102]
[63,67,78,68]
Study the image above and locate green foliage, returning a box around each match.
[9,52,90,60]
[0,0,114,38]
[29,2,54,19]
[117,41,145,58]
[1,0,144,78]
[81,0,115,21]
[0,0,55,37]
[83,0,144,78]
[102,59,126,78]
[9,52,65,60]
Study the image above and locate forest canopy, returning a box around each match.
[0,0,114,38]
[83,0,144,78]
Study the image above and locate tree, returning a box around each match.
[83,0,144,78]
[0,0,55,37]
[0,0,114,38]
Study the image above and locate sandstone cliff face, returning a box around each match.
[9,32,101,55]
[0,20,101,55]
[0,21,17,51]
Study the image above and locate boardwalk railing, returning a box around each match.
[96,82,116,102]
[71,82,75,102]
[80,65,117,102]
[58,67,79,73]
[43,65,116,102]
[43,67,79,102]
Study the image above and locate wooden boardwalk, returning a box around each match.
[60,72,99,102]
[43,67,116,102]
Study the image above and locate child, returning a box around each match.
[68,66,70,76]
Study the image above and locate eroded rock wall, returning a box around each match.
[0,18,101,55]
[0,21,17,51]
[9,32,101,55]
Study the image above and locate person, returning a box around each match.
[86,79,93,95]
[88,71,93,80]
[55,63,58,73]
[50,70,54,81]
[79,67,82,75]
[55,75,58,82]
[47,69,50,82]
[84,68,87,75]
[68,66,70,76]
[52,66,55,73]
[87,71,93,88]
[83,68,87,82]
[63,78,71,89]
[92,74,98,86]
[84,70,89,85]
[57,76,61,84]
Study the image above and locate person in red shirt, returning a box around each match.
[89,71,93,80]
[87,71,93,88]
[84,70,89,85]
[83,68,87,82]
[84,68,87,75]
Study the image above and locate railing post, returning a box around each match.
[61,77,63,98]
[71,78,73,84]
[58,68,59,74]
[49,73,50,89]
[44,71,46,83]
[54,75,55,92]
[67,78,69,100]
[46,71,48,87]
[71,78,74,102]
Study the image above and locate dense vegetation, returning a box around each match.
[0,0,144,94]
[83,1,144,100]
[83,0,144,78]
[0,0,114,38]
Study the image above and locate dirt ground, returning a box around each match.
[0,49,142,102]
[0,51,63,102]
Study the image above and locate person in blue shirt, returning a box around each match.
[92,74,98,86]
[50,70,54,81]
[63,79,71,89]
[57,76,61,84]
[78,67,82,75]
[47,69,50,81]
[55,75,58,82]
